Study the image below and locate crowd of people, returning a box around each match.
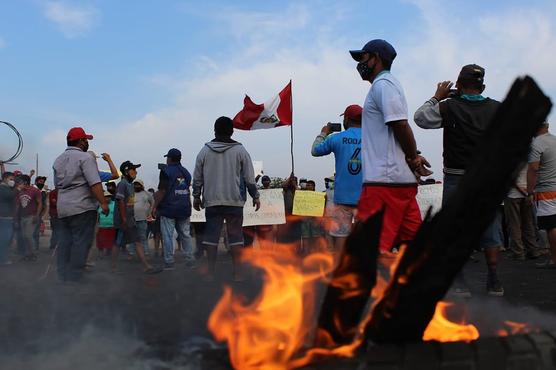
[0,39,555,297]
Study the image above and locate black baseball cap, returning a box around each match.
[164,148,182,159]
[120,161,141,173]
[458,64,485,83]
[350,39,397,62]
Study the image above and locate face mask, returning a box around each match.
[7,180,15,188]
[357,59,375,81]
[36,183,45,190]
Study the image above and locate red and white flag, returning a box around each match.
[233,81,292,130]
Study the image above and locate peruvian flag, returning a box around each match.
[233,81,292,130]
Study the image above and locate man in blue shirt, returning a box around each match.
[311,104,363,250]
[154,148,195,270]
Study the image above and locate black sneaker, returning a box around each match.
[487,277,504,297]
[163,263,175,271]
[185,260,197,269]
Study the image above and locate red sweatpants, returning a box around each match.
[357,185,421,252]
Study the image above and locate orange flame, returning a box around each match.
[209,241,528,369]
[208,247,336,370]
[496,320,534,336]
[422,301,479,342]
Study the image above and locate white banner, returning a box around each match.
[416,183,443,218]
[190,188,286,226]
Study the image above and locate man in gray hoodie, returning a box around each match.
[193,116,260,281]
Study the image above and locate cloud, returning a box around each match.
[36,1,556,189]
[43,1,99,38]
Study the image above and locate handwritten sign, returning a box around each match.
[243,189,285,226]
[416,184,443,218]
[190,189,286,226]
[292,191,326,217]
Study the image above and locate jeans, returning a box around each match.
[33,219,40,250]
[203,206,244,247]
[57,210,97,282]
[0,218,13,263]
[21,216,36,256]
[136,220,149,254]
[443,174,503,249]
[50,217,61,249]
[160,216,193,264]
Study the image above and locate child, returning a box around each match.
[96,191,116,257]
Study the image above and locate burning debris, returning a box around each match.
[207,76,553,369]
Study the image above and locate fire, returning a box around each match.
[207,247,336,370]
[422,301,479,342]
[496,320,534,337]
[208,241,530,369]
[208,241,408,369]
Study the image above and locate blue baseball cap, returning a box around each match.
[164,148,182,159]
[350,39,397,63]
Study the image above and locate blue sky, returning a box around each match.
[1,0,555,188]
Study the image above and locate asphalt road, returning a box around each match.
[1,233,555,369]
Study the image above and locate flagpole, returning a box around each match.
[289,79,294,176]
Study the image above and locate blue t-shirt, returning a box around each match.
[312,127,362,205]
[99,171,112,182]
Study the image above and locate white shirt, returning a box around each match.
[362,71,416,184]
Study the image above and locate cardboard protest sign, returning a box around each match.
[243,189,285,226]
[416,183,443,218]
[190,188,286,226]
[292,191,326,217]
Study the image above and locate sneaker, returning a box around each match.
[452,287,472,298]
[487,277,504,297]
[185,260,197,269]
[163,263,175,271]
[535,260,556,269]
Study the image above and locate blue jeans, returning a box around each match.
[443,174,503,249]
[33,219,40,250]
[0,218,13,263]
[57,210,97,282]
[160,216,193,264]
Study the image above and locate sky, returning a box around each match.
[0,0,555,189]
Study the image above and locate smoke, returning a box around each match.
[0,325,219,370]
[462,298,556,336]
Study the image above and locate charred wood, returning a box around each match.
[365,76,553,343]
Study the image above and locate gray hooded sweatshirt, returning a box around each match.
[192,140,259,208]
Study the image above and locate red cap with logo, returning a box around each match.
[67,127,93,141]
[340,104,363,120]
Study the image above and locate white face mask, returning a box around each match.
[7,180,15,188]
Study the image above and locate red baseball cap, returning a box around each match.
[340,104,363,120]
[67,127,93,141]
